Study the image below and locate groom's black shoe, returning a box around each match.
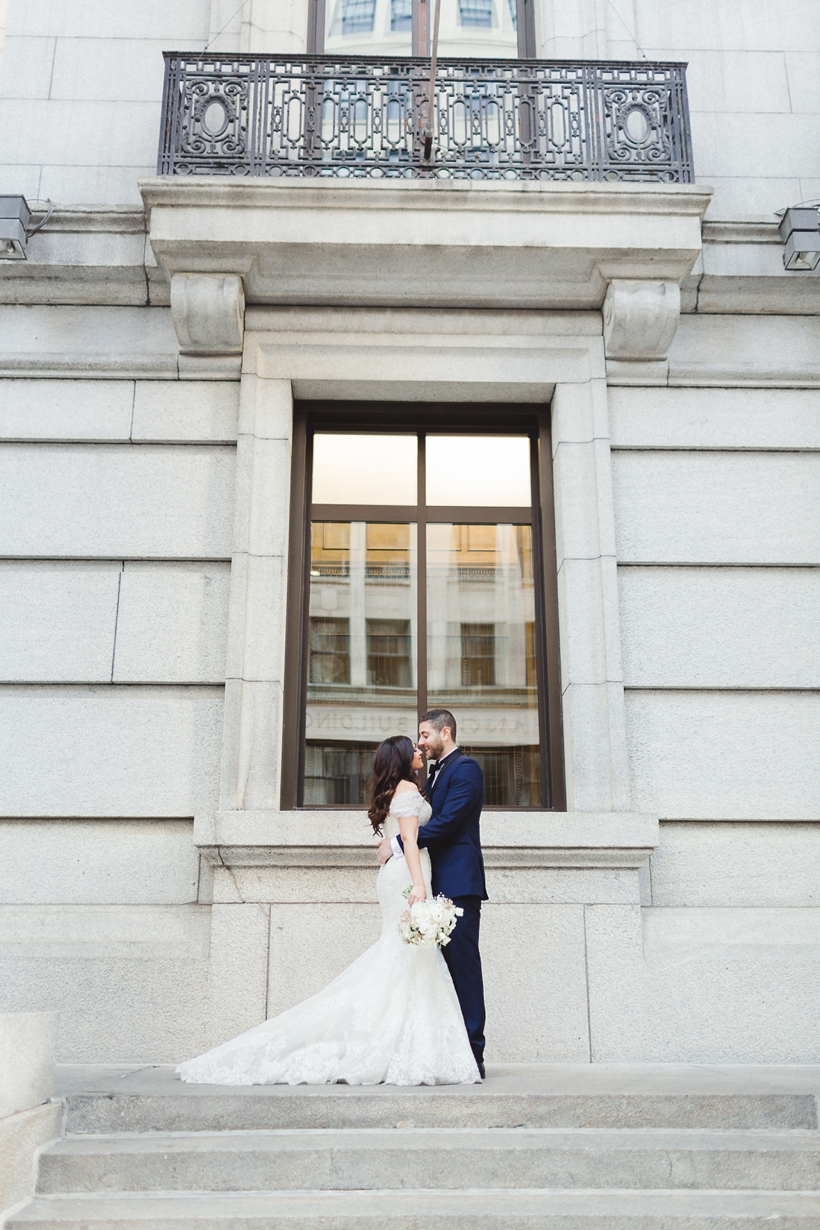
[477,1060,486,1080]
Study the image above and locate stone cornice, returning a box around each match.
[4,193,820,326]
[28,207,147,234]
[193,810,660,870]
[140,176,710,313]
[701,221,781,245]
[139,177,713,219]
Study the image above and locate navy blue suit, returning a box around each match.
[398,749,487,1066]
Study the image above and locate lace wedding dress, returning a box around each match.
[176,791,480,1086]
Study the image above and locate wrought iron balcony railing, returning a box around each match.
[158,53,694,183]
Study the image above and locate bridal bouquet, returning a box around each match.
[399,891,463,948]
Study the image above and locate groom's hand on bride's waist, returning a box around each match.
[376,838,393,865]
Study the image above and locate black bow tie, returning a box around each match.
[426,761,443,783]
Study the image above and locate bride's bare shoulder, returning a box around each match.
[393,780,419,796]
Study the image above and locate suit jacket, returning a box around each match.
[399,749,487,900]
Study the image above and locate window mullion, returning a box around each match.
[413,0,430,54]
[417,429,428,721]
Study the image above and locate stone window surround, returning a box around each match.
[196,306,658,867]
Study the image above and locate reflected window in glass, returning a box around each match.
[368,619,412,686]
[427,522,540,807]
[459,0,493,26]
[391,0,413,29]
[339,0,376,33]
[309,616,350,684]
[304,519,418,806]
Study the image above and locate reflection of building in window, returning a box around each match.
[464,522,495,555]
[458,0,493,26]
[311,521,350,576]
[365,522,412,579]
[367,619,412,687]
[304,741,374,806]
[340,0,377,35]
[463,744,539,807]
[525,620,536,688]
[309,617,350,684]
[461,622,496,687]
[391,0,412,30]
[515,524,533,578]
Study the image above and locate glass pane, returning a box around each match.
[324,0,412,55]
[312,434,417,506]
[304,521,418,805]
[426,435,531,507]
[323,0,516,55]
[427,523,540,806]
[437,0,518,57]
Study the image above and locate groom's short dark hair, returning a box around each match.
[420,708,457,743]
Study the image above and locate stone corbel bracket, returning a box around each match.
[170,272,245,380]
[603,279,681,385]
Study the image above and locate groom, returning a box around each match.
[378,708,488,1078]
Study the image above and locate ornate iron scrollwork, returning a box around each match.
[158,54,694,183]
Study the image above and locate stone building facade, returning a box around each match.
[0,0,818,1066]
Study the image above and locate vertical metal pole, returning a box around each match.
[158,54,172,174]
[308,0,326,52]
[423,0,442,159]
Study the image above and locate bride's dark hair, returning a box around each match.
[367,735,417,835]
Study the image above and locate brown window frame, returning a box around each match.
[281,401,565,811]
[308,0,537,57]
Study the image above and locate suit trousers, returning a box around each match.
[441,894,485,1066]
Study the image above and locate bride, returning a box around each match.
[176,735,480,1086]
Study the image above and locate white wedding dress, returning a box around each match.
[176,791,480,1086]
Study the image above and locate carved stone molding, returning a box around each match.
[603,279,681,362]
[170,272,245,378]
[142,178,710,312]
[193,810,660,871]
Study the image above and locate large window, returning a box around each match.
[311,0,534,56]
[282,406,563,811]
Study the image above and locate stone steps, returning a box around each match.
[9,1067,820,1230]
[9,1188,820,1229]
[64,1090,818,1134]
[35,1128,820,1194]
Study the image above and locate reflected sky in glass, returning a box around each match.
[312,434,417,505]
[426,436,531,507]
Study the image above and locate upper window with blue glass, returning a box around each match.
[320,0,525,57]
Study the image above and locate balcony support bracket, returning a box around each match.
[170,272,245,379]
[603,279,681,370]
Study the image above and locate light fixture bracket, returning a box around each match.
[0,195,32,260]
[779,206,820,272]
